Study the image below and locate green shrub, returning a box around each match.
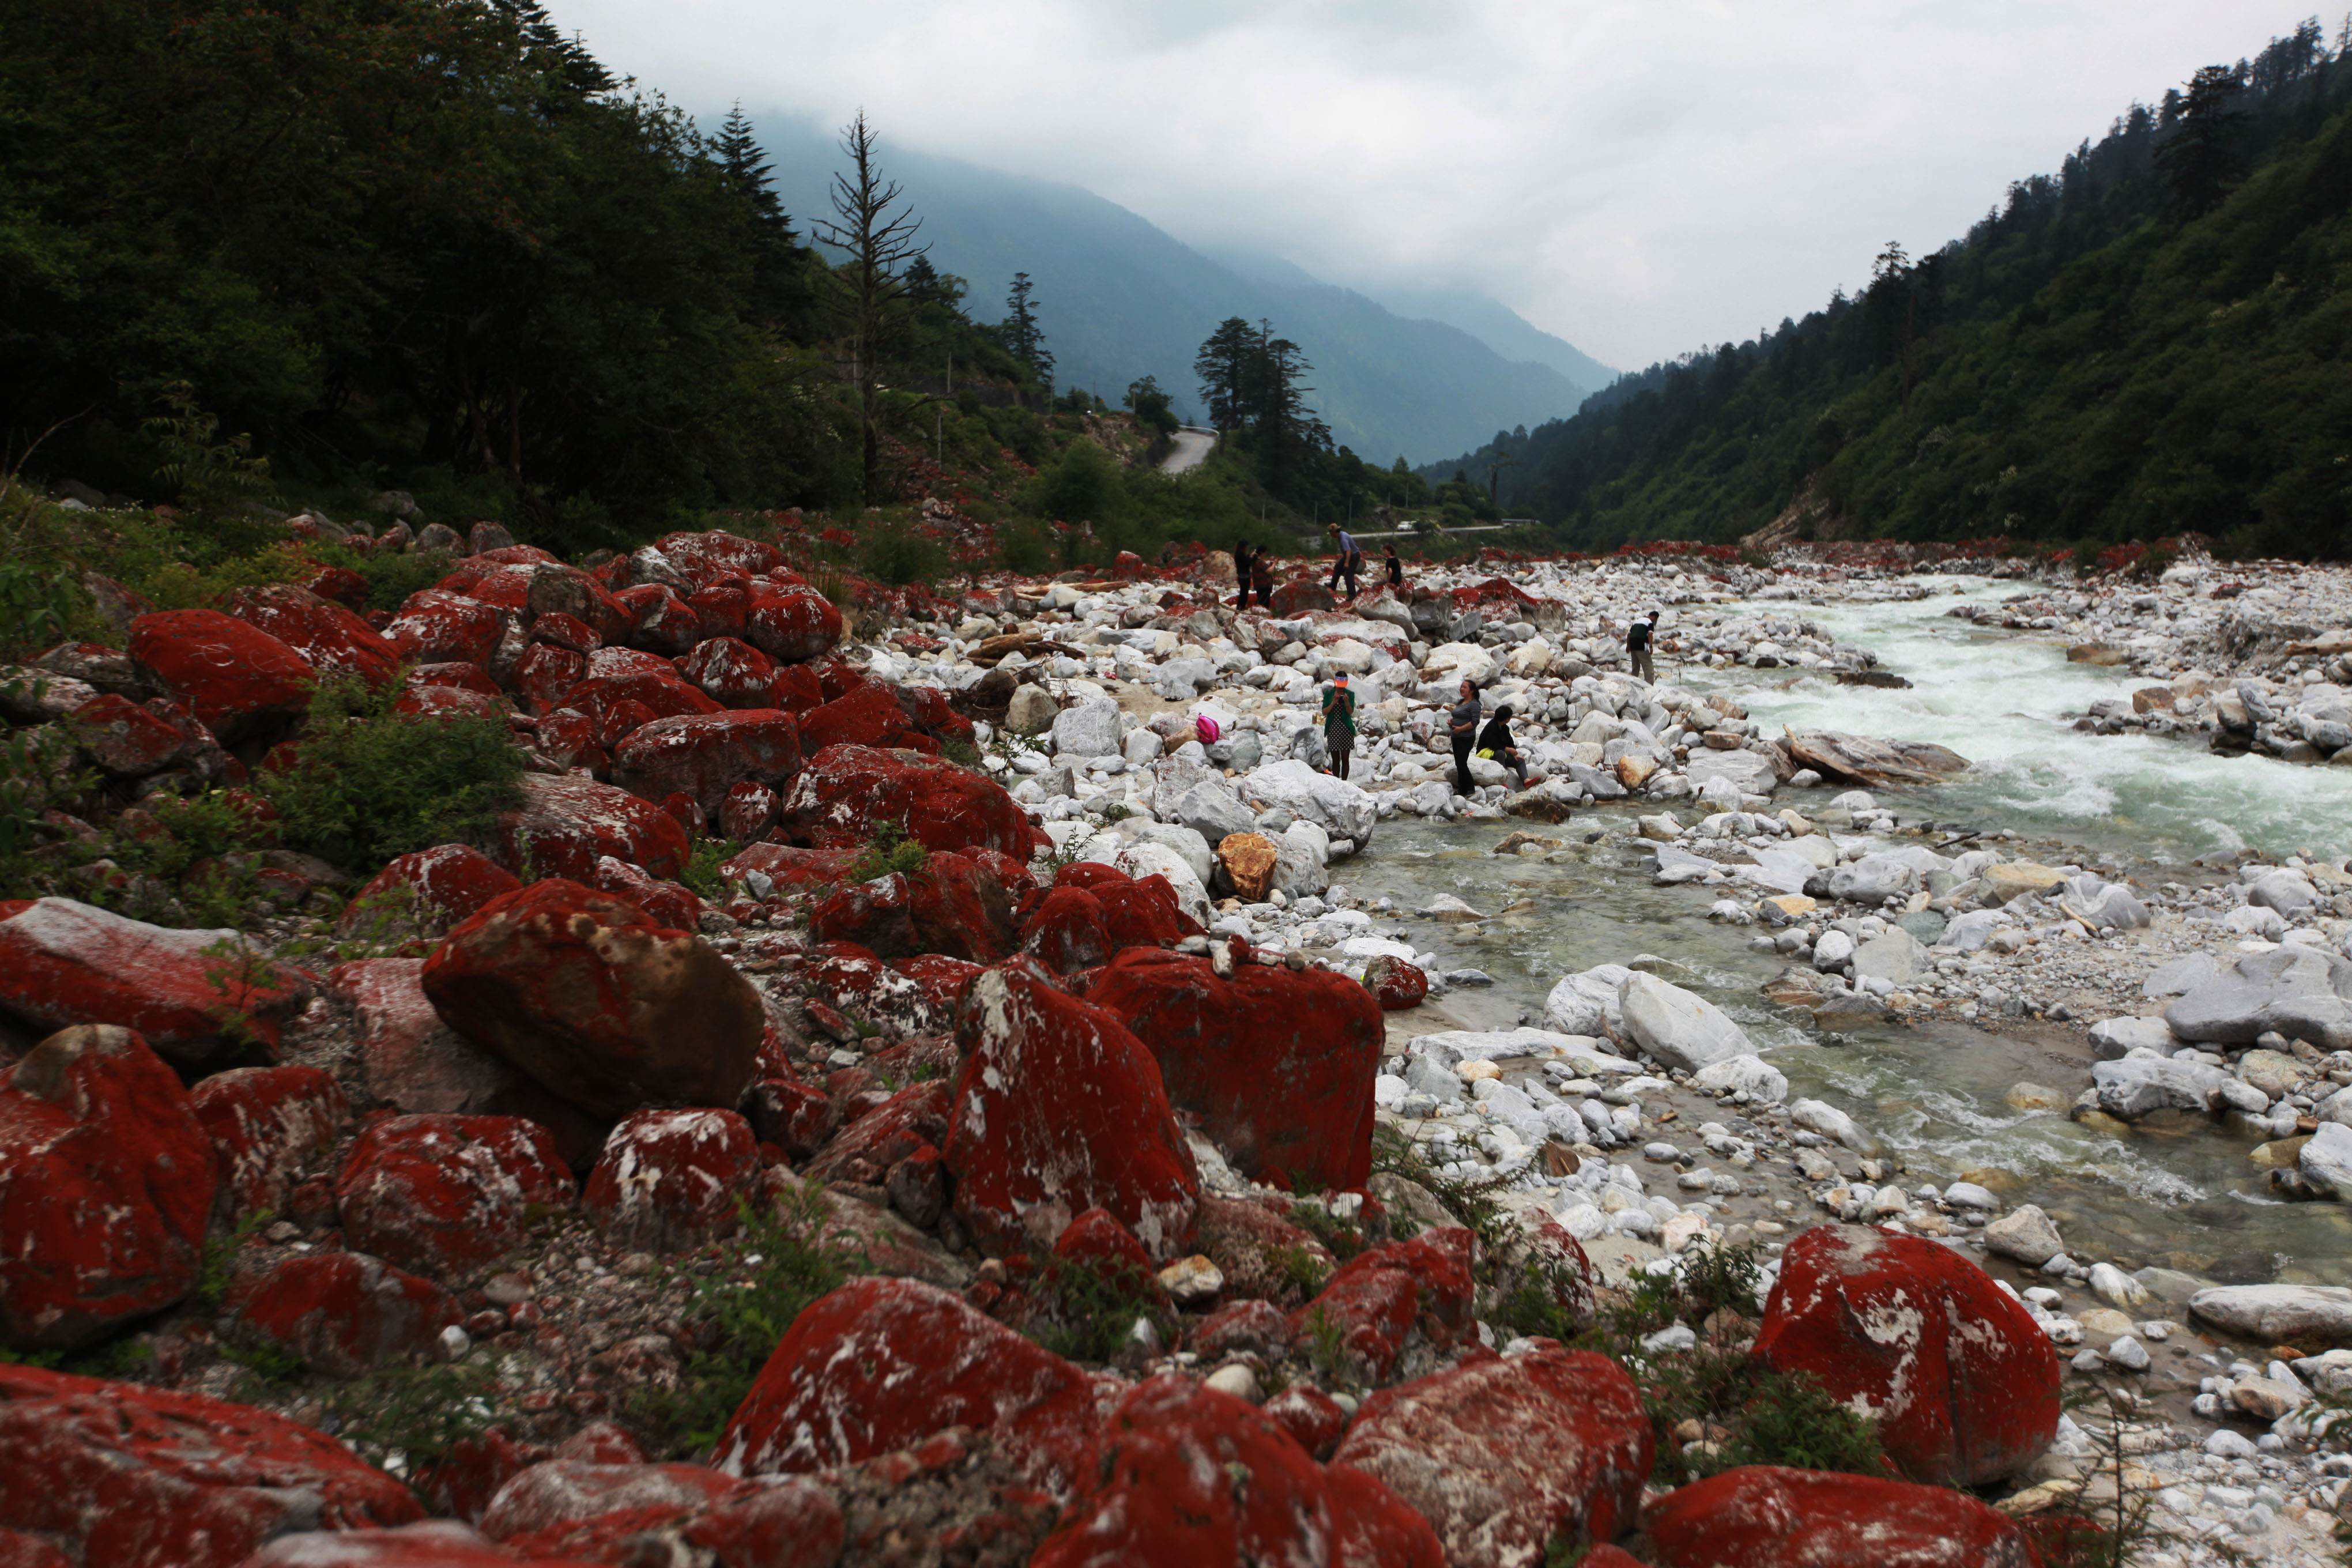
[1024,1254,1174,1365]
[679,832,743,900]
[327,1361,499,1482]
[261,676,525,871]
[859,526,948,587]
[843,818,928,884]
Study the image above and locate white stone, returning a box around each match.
[1618,973,1755,1072]
[1789,1098,1879,1155]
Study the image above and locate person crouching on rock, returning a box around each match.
[1383,541,1404,589]
[1478,704,1534,790]
[1321,670,1358,781]
[1627,609,1656,683]
[1449,679,1482,798]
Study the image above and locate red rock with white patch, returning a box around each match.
[779,744,1043,860]
[480,1459,762,1558]
[1331,1343,1651,1568]
[0,1026,217,1351]
[1030,1374,1443,1568]
[1085,948,1385,1191]
[421,879,762,1120]
[0,1363,424,1568]
[801,1081,950,1185]
[796,681,938,755]
[127,608,314,743]
[235,1521,595,1566]
[493,773,691,883]
[675,636,778,709]
[588,854,702,933]
[344,844,523,937]
[67,693,189,777]
[744,583,843,664]
[188,1064,347,1220]
[714,1276,1104,1496]
[609,709,802,825]
[718,779,777,840]
[810,853,1016,964]
[382,589,507,669]
[659,529,782,588]
[1262,1384,1348,1458]
[1363,953,1428,1010]
[226,584,402,688]
[582,1109,763,1252]
[336,957,527,1115]
[334,1114,573,1279]
[1645,1465,2038,1568]
[1290,1227,1477,1381]
[944,956,1199,1260]
[0,898,306,1070]
[231,1252,462,1377]
[1752,1222,2059,1487]
[511,644,587,714]
[1018,887,1109,975]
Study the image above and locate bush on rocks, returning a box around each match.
[262,677,526,870]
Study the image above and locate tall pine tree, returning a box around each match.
[1002,273,1053,392]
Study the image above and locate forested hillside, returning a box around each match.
[1426,19,2352,561]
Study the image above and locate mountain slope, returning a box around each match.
[1367,285,1616,393]
[757,119,1601,463]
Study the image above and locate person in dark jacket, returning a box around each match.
[1449,679,1482,797]
[1383,542,1404,589]
[1232,541,1256,609]
[1627,609,1656,682]
[1251,544,1274,606]
[1326,523,1363,600]
[1320,670,1357,780]
[1477,704,1533,789]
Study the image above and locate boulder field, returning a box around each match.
[0,526,2294,1564]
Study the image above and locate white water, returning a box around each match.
[1718,576,2352,864]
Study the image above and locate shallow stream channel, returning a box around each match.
[1337,575,2352,1288]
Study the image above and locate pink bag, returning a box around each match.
[1193,714,1222,745]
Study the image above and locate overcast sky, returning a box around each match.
[555,1,2316,370]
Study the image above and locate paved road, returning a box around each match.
[1160,426,1215,474]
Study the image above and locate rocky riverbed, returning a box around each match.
[5,530,2352,1566]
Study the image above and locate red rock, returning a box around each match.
[1577,1549,1647,1568]
[1031,1374,1442,1568]
[480,1459,751,1549]
[305,564,372,611]
[1269,579,1336,616]
[235,1520,601,1566]
[1192,1296,1295,1356]
[417,1427,553,1527]
[0,898,306,1069]
[1019,887,1109,975]
[770,662,825,715]
[685,581,751,642]
[714,1277,1103,1495]
[0,1531,69,1568]
[659,530,782,587]
[741,1079,841,1163]
[1291,1228,1477,1382]
[802,1081,950,1183]
[0,1026,216,1350]
[718,779,777,840]
[69,693,190,776]
[532,710,605,774]
[493,774,691,883]
[189,1065,348,1220]
[1262,1384,1348,1459]
[1193,1193,1336,1306]
[553,1423,647,1465]
[393,683,507,722]
[407,661,503,697]
[382,590,506,668]
[1053,1207,1155,1281]
[1363,953,1428,1010]
[595,697,657,748]
[127,609,313,742]
[0,1363,424,1567]
[334,1114,574,1279]
[675,636,779,710]
[512,644,586,714]
[797,681,938,756]
[809,852,1015,964]
[944,957,1199,1260]
[529,610,600,654]
[778,744,1043,861]
[582,1109,762,1250]
[720,842,855,895]
[1331,1343,1650,1567]
[422,879,761,1120]
[441,563,535,613]
[230,1251,461,1377]
[345,845,523,936]
[610,710,802,826]
[566,670,722,738]
[1084,948,1385,1190]
[583,854,699,933]
[744,583,843,664]
[1752,1222,2060,1487]
[631,588,707,657]
[1645,1465,2038,1568]
[338,956,527,1114]
[226,585,403,688]
[524,566,631,644]
[1094,875,1197,947]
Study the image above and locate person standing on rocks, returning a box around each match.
[1325,522,1363,601]
[1382,541,1404,590]
[1232,541,1257,609]
[1627,609,1657,682]
[1320,670,1358,781]
[1449,679,1482,798]
[1477,704,1533,789]
[1251,543,1274,608]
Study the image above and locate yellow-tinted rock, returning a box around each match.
[1616,753,1657,789]
[1216,832,1279,903]
[1761,894,1817,920]
[1985,862,2069,902]
[2005,1081,2066,1111]
[2252,1135,2312,1169]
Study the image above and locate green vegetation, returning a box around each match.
[679,833,745,902]
[195,1209,277,1311]
[263,677,526,869]
[1023,1253,1175,1365]
[843,819,930,884]
[327,1361,500,1484]
[1433,23,2352,559]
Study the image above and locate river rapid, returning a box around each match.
[1339,575,2352,1287]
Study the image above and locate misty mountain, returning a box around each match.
[757,118,1609,465]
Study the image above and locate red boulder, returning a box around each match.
[721,842,856,896]
[1645,1465,2038,1568]
[944,957,1199,1260]
[230,1251,462,1377]
[344,844,523,937]
[479,1458,750,1551]
[226,584,402,688]
[1752,1222,2059,1487]
[808,852,1016,963]
[1330,1343,1651,1567]
[1290,1227,1477,1382]
[334,1114,574,1279]
[718,779,777,840]
[1018,887,1109,975]
[659,529,782,586]
[127,608,312,743]
[1262,1384,1349,1458]
[1053,1207,1155,1280]
[493,773,691,883]
[188,1064,348,1220]
[744,582,843,664]
[797,681,937,756]
[1363,953,1428,1010]
[1085,948,1385,1191]
[582,1109,763,1251]
[382,589,506,669]
[421,879,762,1121]
[0,1026,217,1351]
[69,693,193,777]
[337,957,527,1116]
[0,898,306,1069]
[610,710,803,826]
[511,644,586,714]
[1031,1374,1442,1568]
[714,1276,1103,1497]
[675,636,779,709]
[778,743,1042,860]
[0,1363,423,1568]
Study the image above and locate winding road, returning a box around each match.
[1160,426,1216,474]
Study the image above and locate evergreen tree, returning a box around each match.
[711,103,812,330]
[2158,65,2251,218]
[1001,273,1053,390]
